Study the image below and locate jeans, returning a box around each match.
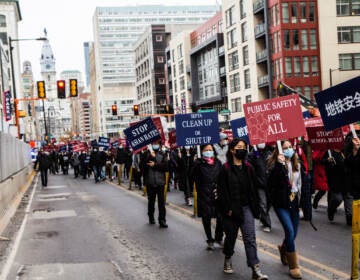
[258,188,271,228]
[223,206,259,267]
[274,197,300,252]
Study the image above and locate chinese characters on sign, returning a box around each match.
[3,91,11,121]
[324,92,360,117]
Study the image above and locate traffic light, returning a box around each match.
[37,81,46,98]
[57,80,66,99]
[164,104,174,114]
[277,82,293,96]
[133,104,139,116]
[69,79,78,97]
[111,104,117,116]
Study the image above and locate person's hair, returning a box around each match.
[226,138,248,164]
[200,144,213,152]
[266,140,300,172]
[343,130,360,156]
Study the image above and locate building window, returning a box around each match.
[177,44,183,58]
[180,76,185,90]
[229,73,240,93]
[304,86,311,100]
[303,57,310,76]
[291,2,298,23]
[159,78,165,84]
[285,57,292,77]
[231,97,242,113]
[294,56,301,76]
[157,56,164,63]
[0,15,6,27]
[227,28,237,49]
[300,2,307,22]
[240,0,246,19]
[0,32,8,45]
[339,53,360,69]
[282,3,289,23]
[228,51,239,71]
[309,2,316,21]
[243,45,249,65]
[284,30,290,50]
[311,56,319,75]
[241,22,248,42]
[293,30,299,50]
[179,60,184,75]
[338,26,360,43]
[156,35,163,42]
[337,0,360,16]
[310,29,317,49]
[244,69,251,89]
[301,30,308,50]
[226,5,236,27]
[245,95,252,103]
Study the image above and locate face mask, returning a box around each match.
[202,151,214,158]
[283,148,294,158]
[234,149,247,160]
[257,143,266,149]
[222,140,228,146]
[152,144,160,151]
[184,146,190,150]
[162,147,167,152]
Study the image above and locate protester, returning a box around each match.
[189,144,223,250]
[141,140,169,228]
[177,146,196,206]
[105,149,115,181]
[267,140,302,279]
[34,149,51,187]
[213,132,229,164]
[216,138,268,279]
[116,145,128,185]
[312,149,329,210]
[70,152,80,178]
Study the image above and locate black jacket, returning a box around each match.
[34,152,51,171]
[345,150,360,199]
[322,150,346,193]
[267,162,292,208]
[141,150,169,187]
[190,158,222,218]
[217,161,260,221]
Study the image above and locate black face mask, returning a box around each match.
[234,149,247,160]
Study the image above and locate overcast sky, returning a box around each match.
[18,0,221,82]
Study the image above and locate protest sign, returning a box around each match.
[315,76,360,131]
[98,136,110,150]
[243,95,306,145]
[230,117,249,143]
[175,112,219,147]
[123,117,161,151]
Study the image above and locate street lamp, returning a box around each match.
[8,36,47,139]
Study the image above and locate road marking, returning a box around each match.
[0,175,39,280]
[43,185,67,189]
[31,210,77,220]
[37,192,71,199]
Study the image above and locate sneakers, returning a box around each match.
[207,242,215,251]
[187,198,193,206]
[223,257,233,274]
[149,217,155,225]
[263,226,271,233]
[214,240,224,249]
[252,264,268,280]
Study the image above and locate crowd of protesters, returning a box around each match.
[33,129,360,279]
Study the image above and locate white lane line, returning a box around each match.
[0,175,39,280]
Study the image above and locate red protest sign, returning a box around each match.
[306,126,344,150]
[168,129,177,149]
[151,116,165,143]
[243,95,306,145]
[222,129,234,141]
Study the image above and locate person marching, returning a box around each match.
[141,140,169,228]
[267,140,302,279]
[177,146,196,206]
[216,138,268,279]
[34,149,52,187]
[190,144,223,251]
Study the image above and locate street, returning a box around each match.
[0,170,353,280]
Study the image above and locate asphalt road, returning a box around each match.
[0,170,355,280]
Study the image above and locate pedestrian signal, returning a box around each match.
[37,81,46,98]
[57,80,66,99]
[69,79,78,97]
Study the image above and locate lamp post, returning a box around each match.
[8,36,47,139]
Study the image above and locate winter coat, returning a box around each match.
[190,158,222,218]
[322,150,346,193]
[34,152,51,171]
[345,149,360,199]
[177,150,196,192]
[213,143,228,164]
[217,161,260,221]
[116,147,128,164]
[312,150,329,191]
[141,150,169,187]
[268,162,294,209]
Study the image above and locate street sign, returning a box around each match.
[220,109,231,116]
[175,112,220,146]
[197,109,215,113]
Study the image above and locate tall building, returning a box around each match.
[83,42,91,88]
[78,92,92,140]
[92,5,219,137]
[188,11,228,126]
[318,0,360,89]
[134,24,199,117]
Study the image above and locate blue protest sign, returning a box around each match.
[90,139,98,147]
[98,136,110,150]
[123,117,161,151]
[230,117,249,144]
[175,112,220,146]
[111,141,119,149]
[315,76,360,131]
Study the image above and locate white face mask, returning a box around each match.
[257,143,266,149]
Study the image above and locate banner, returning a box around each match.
[175,112,220,147]
[306,126,344,150]
[123,117,161,151]
[243,95,306,145]
[151,116,166,143]
[315,76,360,131]
[168,129,177,149]
[230,117,249,144]
[3,91,11,121]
